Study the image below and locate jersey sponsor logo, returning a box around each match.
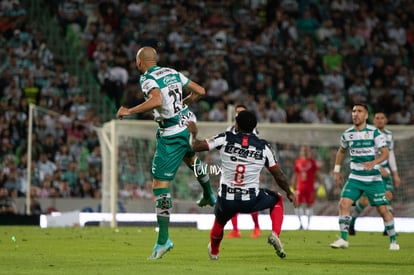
[353,140,374,147]
[154,68,170,77]
[242,136,248,147]
[178,111,194,127]
[163,75,178,85]
[350,148,374,155]
[372,195,386,203]
[224,144,263,159]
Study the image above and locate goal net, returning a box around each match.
[97,119,414,227]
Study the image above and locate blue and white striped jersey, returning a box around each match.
[206,131,279,200]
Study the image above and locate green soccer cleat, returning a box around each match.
[268,233,286,259]
[148,239,174,260]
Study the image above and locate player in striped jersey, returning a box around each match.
[117,46,216,260]
[330,103,400,250]
[187,110,297,260]
[225,104,261,239]
[348,111,401,235]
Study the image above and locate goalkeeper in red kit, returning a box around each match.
[291,145,323,230]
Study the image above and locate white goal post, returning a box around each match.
[96,119,414,228]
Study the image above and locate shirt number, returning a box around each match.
[234,164,245,185]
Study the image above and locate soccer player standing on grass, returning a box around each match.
[291,144,323,230]
[117,46,216,260]
[348,111,401,235]
[330,103,400,250]
[187,110,298,260]
[226,104,261,239]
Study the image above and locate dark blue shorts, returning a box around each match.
[214,188,281,225]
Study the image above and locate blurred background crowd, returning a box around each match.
[1,0,414,214]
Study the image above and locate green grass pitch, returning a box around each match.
[1,226,413,275]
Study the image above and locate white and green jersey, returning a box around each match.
[378,129,393,171]
[340,124,387,182]
[140,65,195,136]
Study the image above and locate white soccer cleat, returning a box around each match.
[207,242,219,260]
[330,238,349,249]
[268,232,286,258]
[389,242,400,251]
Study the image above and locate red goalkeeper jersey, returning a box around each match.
[294,157,319,191]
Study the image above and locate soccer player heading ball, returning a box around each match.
[117,46,216,259]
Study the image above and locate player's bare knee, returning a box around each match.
[376,205,391,219]
[360,196,369,206]
[338,198,352,212]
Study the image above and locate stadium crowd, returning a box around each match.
[1,0,414,212]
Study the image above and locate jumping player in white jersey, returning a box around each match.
[348,111,401,235]
[187,110,297,260]
[330,103,399,250]
[117,46,216,260]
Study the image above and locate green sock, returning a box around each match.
[350,200,366,226]
[339,215,351,240]
[354,200,366,215]
[153,188,171,245]
[192,158,214,198]
[384,220,397,242]
[387,204,393,214]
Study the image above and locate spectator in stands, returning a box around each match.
[77,169,95,198]
[55,143,73,172]
[57,0,87,37]
[208,101,227,122]
[65,75,80,99]
[394,105,412,125]
[70,94,90,121]
[106,58,129,107]
[8,0,26,30]
[323,68,344,94]
[22,76,40,104]
[268,101,287,123]
[301,101,319,123]
[3,0,414,202]
[322,46,343,72]
[62,160,78,196]
[25,186,43,214]
[37,152,57,182]
[205,71,229,107]
[347,76,369,102]
[87,145,102,170]
[0,186,17,214]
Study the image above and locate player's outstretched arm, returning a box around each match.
[117,89,162,119]
[269,166,298,207]
[187,121,209,152]
[183,80,206,105]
